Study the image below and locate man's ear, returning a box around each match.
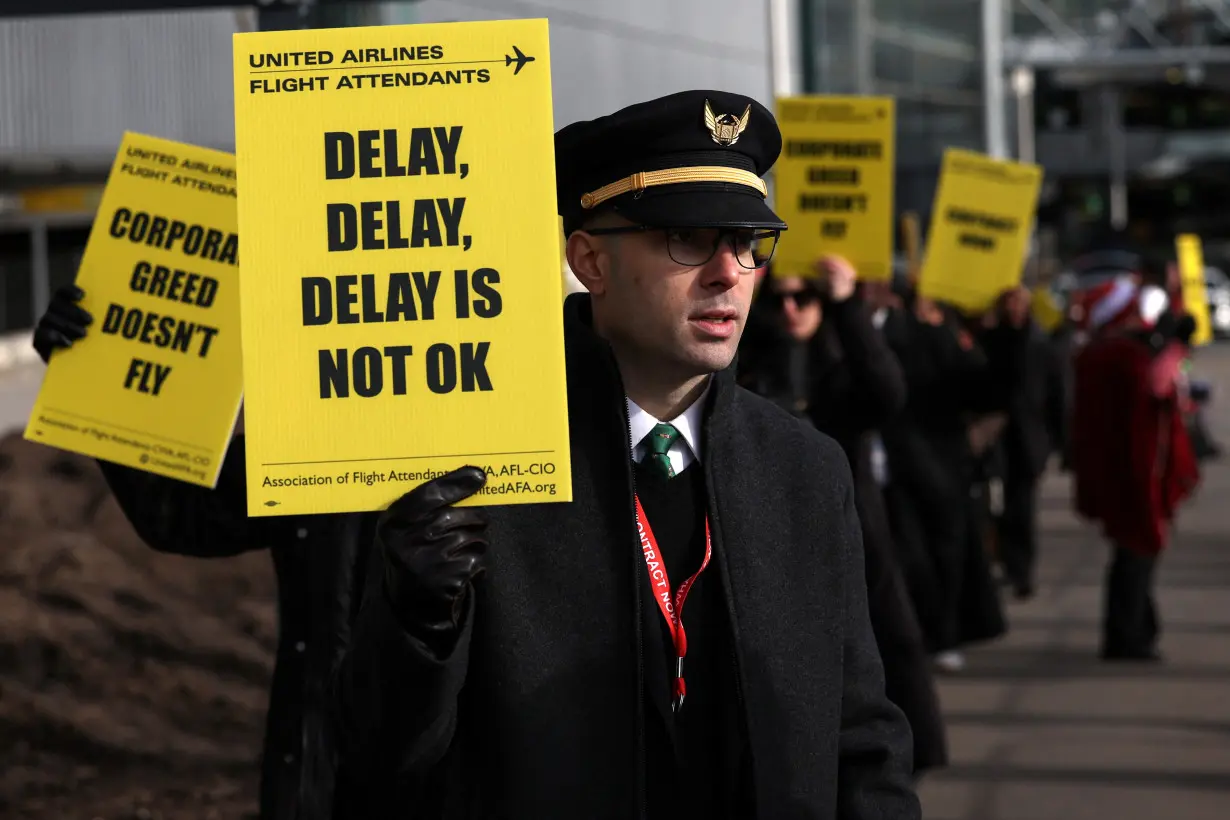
[566,230,609,296]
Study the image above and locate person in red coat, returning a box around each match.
[1071,276,1200,661]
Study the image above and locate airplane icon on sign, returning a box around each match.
[505,45,535,75]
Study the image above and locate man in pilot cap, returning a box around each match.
[334,90,920,819]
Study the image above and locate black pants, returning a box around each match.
[887,482,1005,653]
[885,484,950,653]
[1102,544,1160,657]
[997,470,1039,591]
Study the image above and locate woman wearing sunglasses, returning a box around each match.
[738,256,948,779]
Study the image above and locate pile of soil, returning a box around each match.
[0,431,276,819]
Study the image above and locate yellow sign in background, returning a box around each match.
[1030,285,1064,332]
[233,19,570,516]
[900,211,921,285]
[1176,234,1213,346]
[920,148,1043,313]
[773,95,895,281]
[25,132,243,487]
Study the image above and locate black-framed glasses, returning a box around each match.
[584,225,779,270]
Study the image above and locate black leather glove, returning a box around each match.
[378,466,489,650]
[33,284,92,364]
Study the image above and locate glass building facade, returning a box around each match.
[801,0,985,224]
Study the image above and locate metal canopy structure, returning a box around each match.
[997,0,1230,239]
[1005,0,1230,70]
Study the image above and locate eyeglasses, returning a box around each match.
[767,289,821,309]
[584,225,779,270]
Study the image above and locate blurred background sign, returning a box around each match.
[17,185,104,215]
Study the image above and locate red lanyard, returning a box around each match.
[635,496,713,712]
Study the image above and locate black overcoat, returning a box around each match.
[737,294,948,774]
[334,294,919,819]
[97,451,373,820]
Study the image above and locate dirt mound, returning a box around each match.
[0,431,275,819]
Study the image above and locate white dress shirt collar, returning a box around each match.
[626,382,709,475]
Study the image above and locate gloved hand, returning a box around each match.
[378,466,489,650]
[32,284,92,364]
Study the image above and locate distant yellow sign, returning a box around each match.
[773,95,895,281]
[1030,285,1064,332]
[21,184,104,214]
[900,211,921,284]
[919,149,1043,313]
[232,18,570,516]
[25,132,242,487]
[1176,234,1212,346]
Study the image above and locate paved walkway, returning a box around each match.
[918,345,1230,820]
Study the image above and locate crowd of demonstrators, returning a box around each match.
[732,248,1206,776]
[32,242,1208,816]
[739,260,1041,675]
[24,84,1215,815]
[30,90,923,820]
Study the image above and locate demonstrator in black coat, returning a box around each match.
[334,91,919,818]
[32,286,372,820]
[995,318,1064,598]
[879,289,1028,659]
[737,258,947,776]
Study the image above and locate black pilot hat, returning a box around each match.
[555,89,787,236]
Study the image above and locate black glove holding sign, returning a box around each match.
[33,285,93,363]
[378,466,490,655]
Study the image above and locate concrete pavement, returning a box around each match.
[918,344,1230,819]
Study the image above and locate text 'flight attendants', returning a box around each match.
[25,132,243,488]
[232,18,570,516]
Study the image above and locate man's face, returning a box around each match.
[770,276,823,341]
[583,222,758,378]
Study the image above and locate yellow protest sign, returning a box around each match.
[1176,234,1212,346]
[24,132,242,487]
[232,18,570,516]
[901,211,921,285]
[773,95,895,281]
[919,148,1042,313]
[1030,285,1064,332]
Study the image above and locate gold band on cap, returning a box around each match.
[580,165,767,210]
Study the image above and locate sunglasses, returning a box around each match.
[766,289,821,308]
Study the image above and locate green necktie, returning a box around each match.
[643,423,681,479]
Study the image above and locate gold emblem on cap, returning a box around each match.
[704,99,751,146]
